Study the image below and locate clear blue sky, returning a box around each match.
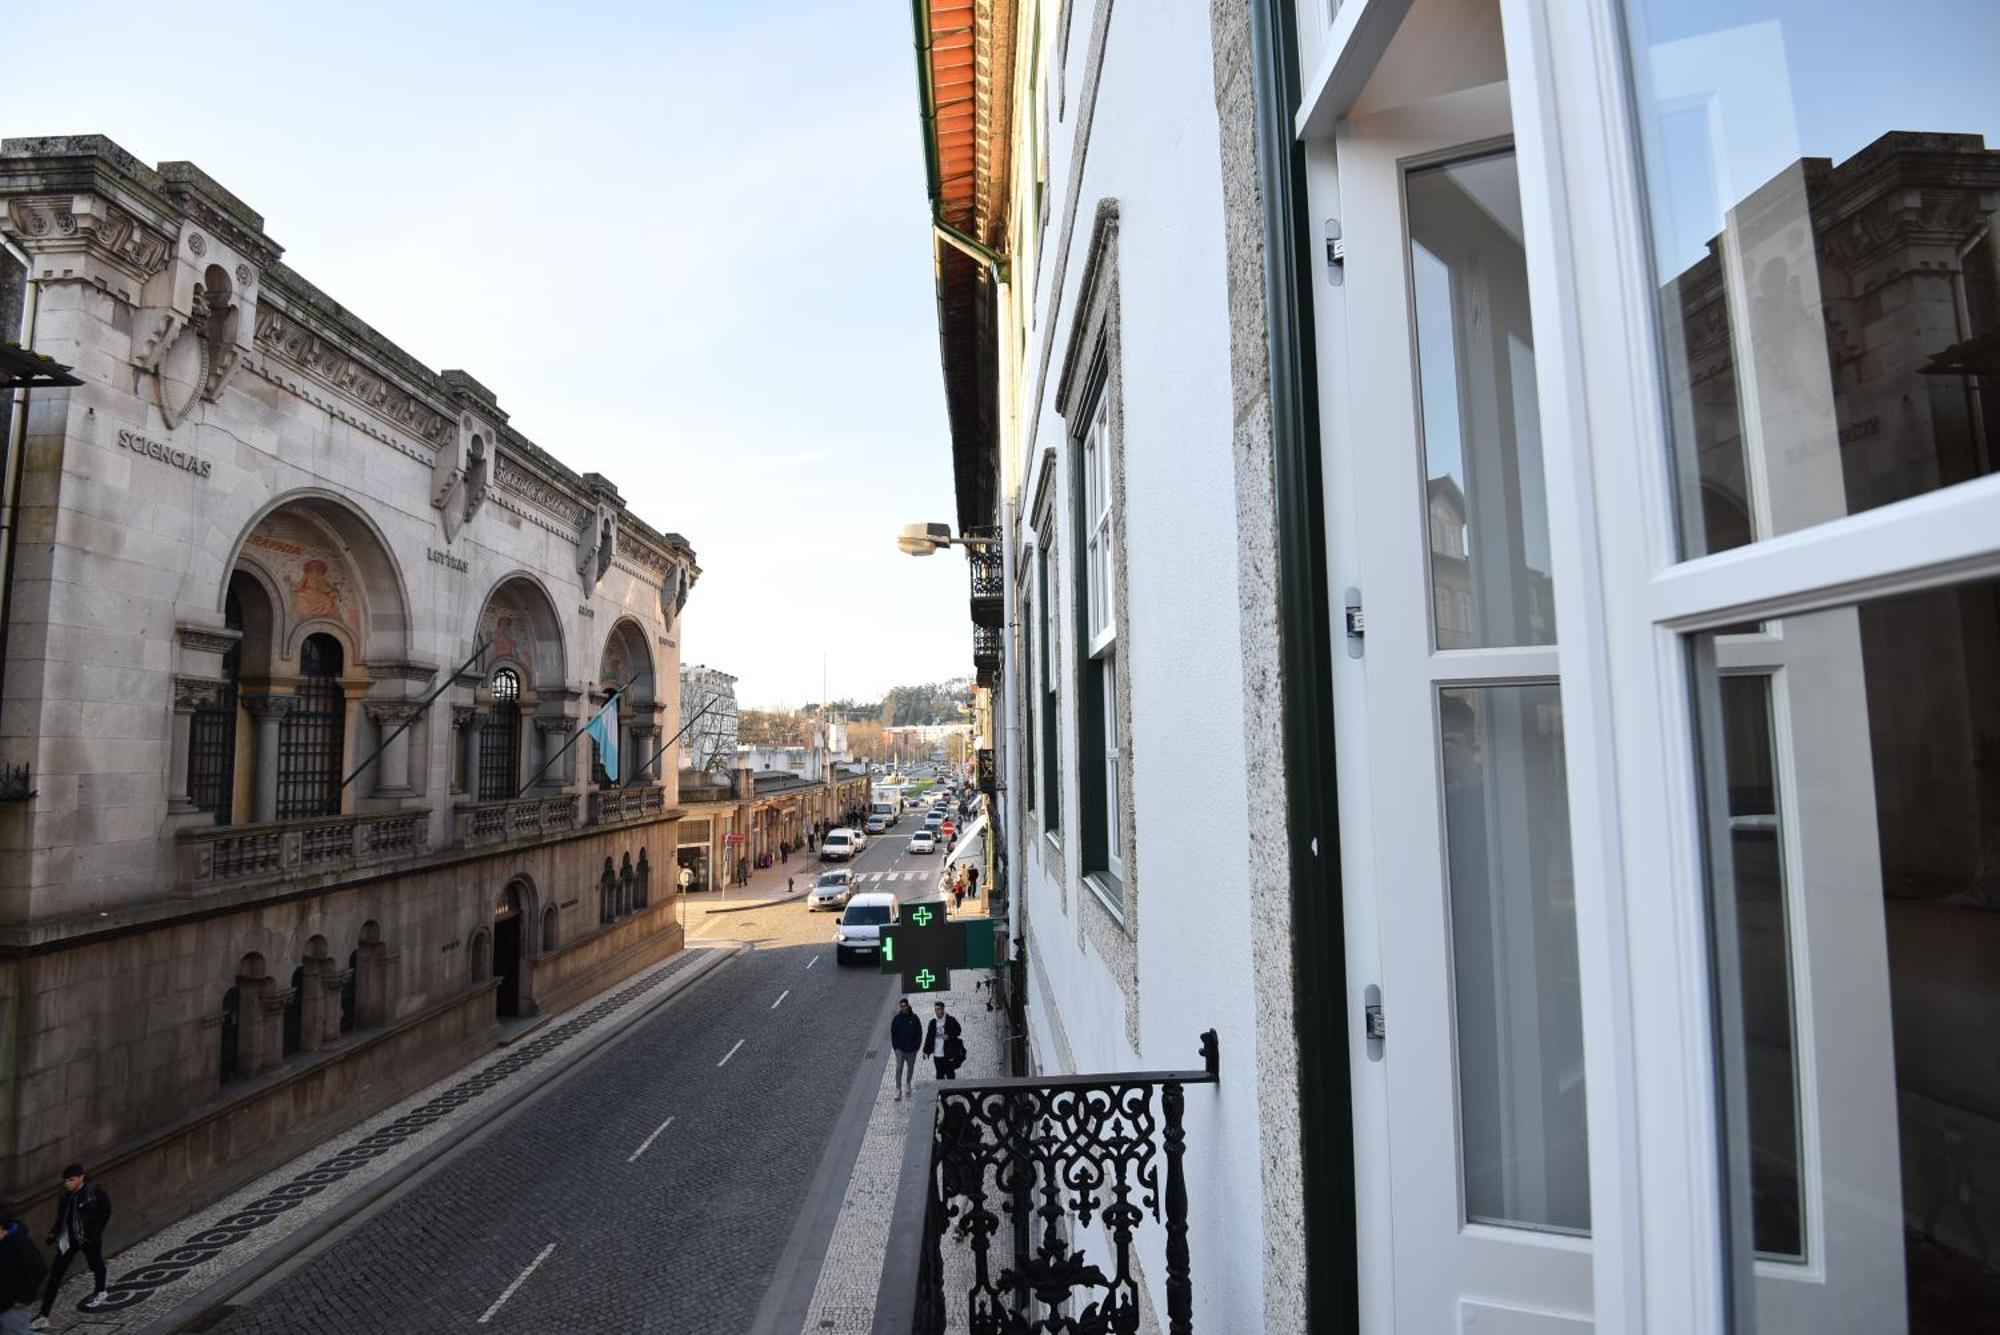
[3,0,968,707]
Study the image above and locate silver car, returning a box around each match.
[808,870,856,911]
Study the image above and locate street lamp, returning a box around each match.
[896,522,998,556]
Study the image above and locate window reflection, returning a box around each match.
[1696,577,2000,1332]
[1623,2,2000,556]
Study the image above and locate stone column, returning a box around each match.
[629,723,659,787]
[462,709,487,802]
[244,695,296,823]
[536,716,578,788]
[363,701,423,796]
[169,676,225,814]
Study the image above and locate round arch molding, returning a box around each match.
[219,490,413,670]
[473,573,568,691]
[598,617,655,707]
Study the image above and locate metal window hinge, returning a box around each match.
[1344,587,1364,659]
[1325,218,1345,286]
[1365,1003,1386,1042]
[1363,983,1385,1060]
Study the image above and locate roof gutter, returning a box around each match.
[910,0,1010,286]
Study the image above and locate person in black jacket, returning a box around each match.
[0,1219,47,1334]
[36,1165,109,1325]
[889,999,923,1102]
[924,1002,965,1080]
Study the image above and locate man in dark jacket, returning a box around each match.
[889,999,923,1102]
[0,1219,47,1334]
[924,1002,965,1080]
[36,1165,109,1325]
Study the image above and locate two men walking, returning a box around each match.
[10,1165,111,1329]
[888,1000,965,1100]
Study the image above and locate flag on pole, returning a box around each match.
[584,691,620,780]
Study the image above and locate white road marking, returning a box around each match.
[627,1115,675,1164]
[771,989,789,1010]
[717,1038,746,1067]
[479,1242,556,1323]
[806,955,819,970]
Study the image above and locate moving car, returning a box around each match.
[808,870,855,911]
[923,811,944,833]
[823,829,859,861]
[908,830,937,854]
[835,893,899,964]
[865,814,889,834]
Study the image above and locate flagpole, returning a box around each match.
[618,693,722,789]
[516,686,620,799]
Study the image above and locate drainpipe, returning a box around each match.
[0,235,38,714]
[910,0,1011,287]
[1247,0,1358,1331]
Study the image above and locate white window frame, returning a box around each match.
[1509,4,2000,1332]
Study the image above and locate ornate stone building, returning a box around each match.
[0,136,699,1235]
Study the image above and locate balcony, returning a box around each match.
[453,793,580,849]
[875,1032,1220,1335]
[966,525,1004,630]
[976,747,996,797]
[973,624,1002,689]
[178,810,429,894]
[588,783,668,827]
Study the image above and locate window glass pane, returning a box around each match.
[1409,151,1556,650]
[1696,577,2000,1331]
[1103,658,1121,873]
[1441,682,1589,1233]
[1622,1,2000,557]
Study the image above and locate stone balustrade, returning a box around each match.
[588,784,668,827]
[453,793,581,850]
[178,810,431,893]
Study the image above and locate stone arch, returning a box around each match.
[541,904,560,955]
[468,927,492,984]
[599,618,655,706]
[473,572,567,692]
[220,490,412,671]
[226,951,275,1080]
[499,873,542,951]
[347,918,388,1030]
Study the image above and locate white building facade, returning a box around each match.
[911,2,2000,1334]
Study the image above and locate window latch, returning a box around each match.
[1344,587,1364,658]
[1325,218,1345,286]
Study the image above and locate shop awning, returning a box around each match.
[944,813,988,869]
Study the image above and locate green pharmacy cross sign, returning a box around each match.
[879,900,995,993]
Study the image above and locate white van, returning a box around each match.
[834,892,899,964]
[823,829,859,861]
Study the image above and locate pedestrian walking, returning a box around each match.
[951,872,965,912]
[36,1165,109,1325]
[787,875,795,896]
[0,1218,47,1335]
[924,1002,965,1080]
[780,842,790,864]
[890,999,922,1101]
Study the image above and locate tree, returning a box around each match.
[739,707,810,747]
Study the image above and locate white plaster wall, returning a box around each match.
[1009,2,1271,1327]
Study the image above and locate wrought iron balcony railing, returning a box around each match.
[875,1031,1221,1335]
[976,747,996,796]
[973,623,1002,690]
[966,525,1005,630]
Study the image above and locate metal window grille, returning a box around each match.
[277,635,345,820]
[189,594,243,822]
[480,669,522,801]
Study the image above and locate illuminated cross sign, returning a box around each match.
[879,900,995,993]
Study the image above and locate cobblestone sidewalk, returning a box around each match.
[45,942,736,1335]
[799,972,1007,1334]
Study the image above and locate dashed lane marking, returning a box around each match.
[771,989,790,1010]
[806,955,819,969]
[627,1115,675,1164]
[717,1038,746,1067]
[479,1242,555,1324]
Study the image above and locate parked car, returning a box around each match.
[835,893,899,964]
[823,829,859,861]
[808,870,855,911]
[865,813,889,834]
[909,830,937,854]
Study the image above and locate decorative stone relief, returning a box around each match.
[575,501,616,592]
[135,221,260,429]
[253,306,455,448]
[494,457,587,527]
[2,194,174,281]
[431,415,491,543]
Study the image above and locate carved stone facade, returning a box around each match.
[0,136,702,1235]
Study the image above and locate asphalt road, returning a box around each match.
[200,823,952,1335]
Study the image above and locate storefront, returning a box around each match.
[674,817,712,893]
[1297,2,1999,1330]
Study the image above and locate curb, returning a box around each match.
[703,892,804,915]
[136,943,743,1335]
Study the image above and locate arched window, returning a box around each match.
[219,986,240,1086]
[541,905,559,953]
[479,668,522,801]
[278,633,345,819]
[189,590,243,822]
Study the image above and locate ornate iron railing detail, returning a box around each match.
[966,525,1005,630]
[976,747,997,796]
[894,1031,1220,1335]
[973,624,1002,689]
